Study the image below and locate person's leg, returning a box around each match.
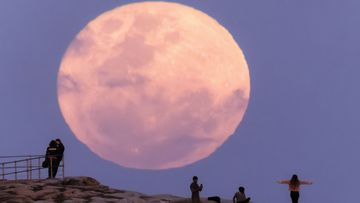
[48,167,51,178]
[192,195,200,203]
[290,191,299,203]
[52,166,58,178]
[52,160,60,178]
[294,192,299,203]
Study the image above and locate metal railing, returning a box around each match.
[0,155,64,181]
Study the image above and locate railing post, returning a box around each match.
[62,156,65,179]
[14,161,17,180]
[49,157,53,178]
[1,163,4,180]
[26,158,29,180]
[38,157,41,180]
[29,155,32,180]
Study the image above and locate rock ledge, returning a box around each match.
[0,176,226,203]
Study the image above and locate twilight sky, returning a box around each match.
[1,1,360,203]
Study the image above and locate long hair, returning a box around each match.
[290,174,300,187]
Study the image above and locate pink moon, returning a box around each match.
[57,2,250,169]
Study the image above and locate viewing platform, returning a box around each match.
[0,155,64,181]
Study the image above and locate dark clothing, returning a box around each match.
[233,191,251,203]
[45,146,58,178]
[190,182,202,203]
[208,196,221,203]
[49,159,59,178]
[56,142,65,161]
[290,191,299,203]
[237,198,250,203]
[45,140,65,178]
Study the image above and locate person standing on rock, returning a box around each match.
[190,176,203,203]
[55,139,65,162]
[233,186,251,203]
[278,174,313,203]
[54,138,65,176]
[45,140,58,178]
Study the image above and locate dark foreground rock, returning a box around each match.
[0,177,234,203]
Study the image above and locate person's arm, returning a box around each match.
[300,181,313,185]
[190,183,201,192]
[277,180,290,184]
[233,193,237,203]
[60,143,65,153]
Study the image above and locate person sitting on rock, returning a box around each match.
[233,186,251,203]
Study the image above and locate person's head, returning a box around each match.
[290,174,300,186]
[49,140,57,147]
[55,139,61,144]
[238,187,245,193]
[193,176,198,182]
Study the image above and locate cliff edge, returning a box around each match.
[0,176,230,203]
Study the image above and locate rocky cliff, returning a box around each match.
[0,177,230,203]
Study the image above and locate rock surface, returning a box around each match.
[0,177,231,203]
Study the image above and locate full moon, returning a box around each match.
[58,2,250,169]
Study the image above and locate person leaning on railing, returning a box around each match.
[44,140,59,178]
[55,139,65,163]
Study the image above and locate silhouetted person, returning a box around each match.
[55,139,65,176]
[233,186,251,203]
[45,140,59,178]
[190,176,203,203]
[55,139,65,161]
[278,174,313,203]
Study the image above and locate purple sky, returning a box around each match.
[1,0,359,202]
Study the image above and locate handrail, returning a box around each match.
[2,167,43,176]
[0,154,64,181]
[0,156,45,165]
[0,155,43,158]
[1,164,65,176]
